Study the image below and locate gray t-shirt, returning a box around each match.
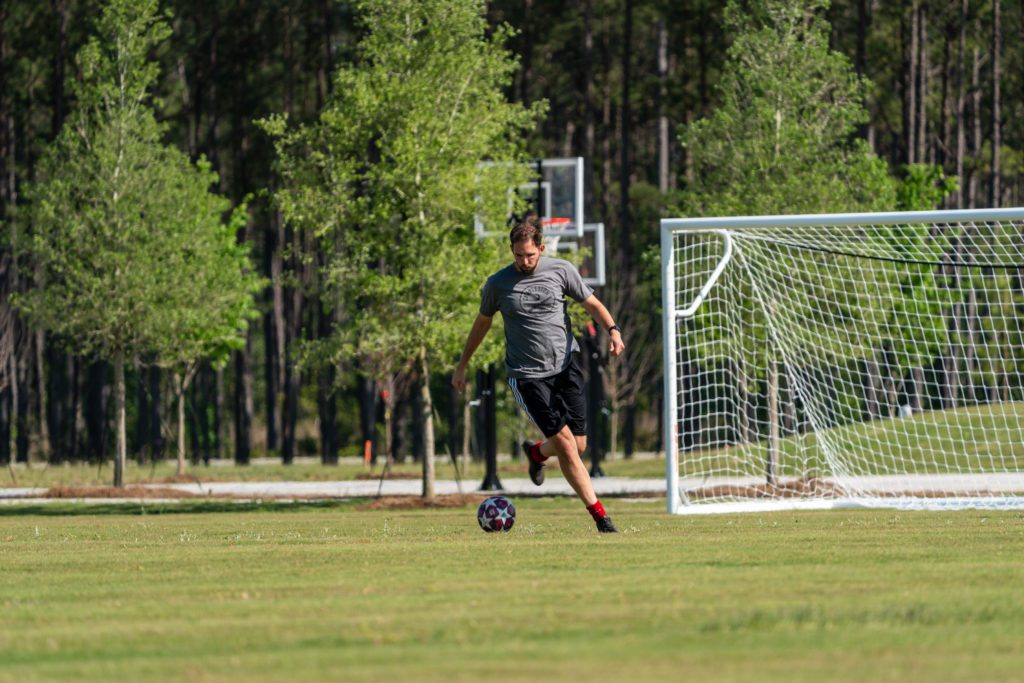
[480,256,594,379]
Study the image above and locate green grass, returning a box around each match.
[621,401,1024,480]
[2,500,1023,682]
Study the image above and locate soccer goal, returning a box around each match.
[661,208,1024,514]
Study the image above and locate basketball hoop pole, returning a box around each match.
[478,363,503,491]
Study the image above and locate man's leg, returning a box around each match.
[540,427,596,505]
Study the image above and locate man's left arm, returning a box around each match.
[580,295,625,357]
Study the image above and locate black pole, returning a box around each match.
[585,324,606,477]
[479,363,503,490]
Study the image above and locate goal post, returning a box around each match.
[662,208,1024,514]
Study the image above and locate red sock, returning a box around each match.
[586,500,607,521]
[528,441,546,464]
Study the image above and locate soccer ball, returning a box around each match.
[477,496,516,532]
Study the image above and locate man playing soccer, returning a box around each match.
[452,216,625,533]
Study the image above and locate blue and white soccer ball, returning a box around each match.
[477,496,516,532]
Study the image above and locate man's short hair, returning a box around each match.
[509,215,543,247]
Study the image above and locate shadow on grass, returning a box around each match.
[0,499,364,517]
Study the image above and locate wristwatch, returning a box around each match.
[608,325,622,334]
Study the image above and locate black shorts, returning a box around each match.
[507,356,587,438]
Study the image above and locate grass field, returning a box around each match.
[682,401,1024,479]
[2,499,1023,682]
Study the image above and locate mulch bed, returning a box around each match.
[356,494,487,510]
[44,486,201,499]
[353,472,422,480]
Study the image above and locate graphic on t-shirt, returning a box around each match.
[517,284,558,314]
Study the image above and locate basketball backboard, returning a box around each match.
[474,157,584,239]
[547,222,606,287]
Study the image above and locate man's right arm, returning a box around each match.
[452,313,493,392]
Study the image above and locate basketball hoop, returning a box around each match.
[542,217,572,228]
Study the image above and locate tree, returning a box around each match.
[265,0,542,497]
[680,0,895,218]
[19,0,259,486]
[149,195,262,477]
[677,0,898,470]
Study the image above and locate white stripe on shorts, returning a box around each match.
[507,377,539,429]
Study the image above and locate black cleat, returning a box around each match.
[521,440,545,486]
[595,516,619,533]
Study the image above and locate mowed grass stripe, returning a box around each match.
[673,401,1024,479]
[1,500,1023,682]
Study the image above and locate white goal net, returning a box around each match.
[661,208,1024,514]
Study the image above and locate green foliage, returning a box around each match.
[265,0,544,381]
[18,0,260,368]
[895,164,958,212]
[675,0,902,386]
[680,0,896,217]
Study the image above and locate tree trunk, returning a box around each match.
[407,375,422,463]
[419,352,435,500]
[266,231,282,454]
[234,334,253,465]
[114,352,126,488]
[583,0,594,203]
[85,361,108,464]
[45,345,68,463]
[945,273,961,409]
[906,1,919,164]
[14,348,27,463]
[461,377,472,471]
[767,359,779,486]
[938,6,951,172]
[0,381,9,465]
[623,404,636,458]
[51,0,69,136]
[136,359,149,462]
[317,300,338,465]
[657,19,670,193]
[392,386,407,463]
[619,0,633,268]
[736,358,749,444]
[782,368,797,435]
[34,330,49,458]
[863,356,881,419]
[911,365,925,412]
[68,356,79,462]
[954,0,966,208]
[990,0,1001,207]
[519,0,532,107]
[967,42,981,208]
[197,367,211,464]
[176,372,187,476]
[358,374,377,464]
[917,3,928,164]
[281,227,305,464]
[964,286,979,402]
[382,376,395,470]
[149,366,163,460]
[855,0,868,79]
[215,367,226,460]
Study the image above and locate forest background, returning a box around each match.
[1,0,1021,471]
